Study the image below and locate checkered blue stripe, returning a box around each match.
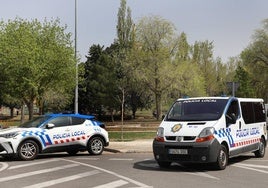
[21,130,52,147]
[214,128,235,147]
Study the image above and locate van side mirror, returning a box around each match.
[226,113,236,125]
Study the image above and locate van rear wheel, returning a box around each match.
[215,145,228,170]
[254,137,265,158]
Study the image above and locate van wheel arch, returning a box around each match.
[254,136,266,158]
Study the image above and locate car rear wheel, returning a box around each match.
[87,137,104,155]
[254,137,265,158]
[17,140,39,160]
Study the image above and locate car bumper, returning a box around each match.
[153,138,221,163]
[0,138,15,155]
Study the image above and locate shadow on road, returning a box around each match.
[133,154,254,172]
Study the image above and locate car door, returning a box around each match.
[63,117,88,146]
[45,116,73,148]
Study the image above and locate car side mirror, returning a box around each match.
[46,123,55,129]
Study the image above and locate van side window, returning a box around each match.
[241,102,266,124]
[226,100,239,119]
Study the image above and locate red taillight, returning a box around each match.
[196,134,214,143]
[155,136,165,142]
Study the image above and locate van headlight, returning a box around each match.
[0,132,20,138]
[196,127,215,143]
[155,127,165,142]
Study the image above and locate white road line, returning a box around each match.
[8,158,61,170]
[76,157,100,160]
[109,158,133,161]
[92,180,128,188]
[235,163,268,169]
[22,170,100,188]
[0,163,79,182]
[233,164,268,174]
[185,172,220,180]
[61,158,152,188]
[0,162,8,172]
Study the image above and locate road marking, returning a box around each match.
[185,172,220,180]
[235,163,268,169]
[233,163,268,174]
[0,162,8,172]
[8,158,61,170]
[22,170,100,188]
[61,158,152,188]
[92,180,128,188]
[76,157,100,160]
[0,163,79,182]
[109,158,133,161]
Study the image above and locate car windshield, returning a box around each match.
[166,99,228,121]
[19,116,51,128]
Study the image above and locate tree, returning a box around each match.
[115,0,136,123]
[191,40,220,96]
[134,15,181,120]
[240,19,268,101]
[234,66,255,97]
[80,45,118,117]
[0,18,75,120]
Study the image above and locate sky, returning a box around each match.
[0,0,267,63]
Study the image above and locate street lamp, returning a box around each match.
[74,0,78,113]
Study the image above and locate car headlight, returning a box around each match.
[0,132,20,138]
[155,127,165,142]
[196,127,215,143]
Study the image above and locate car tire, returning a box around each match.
[214,144,228,170]
[254,137,265,158]
[17,140,39,160]
[87,137,104,155]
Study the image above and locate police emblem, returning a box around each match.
[171,124,182,133]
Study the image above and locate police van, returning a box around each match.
[153,97,267,170]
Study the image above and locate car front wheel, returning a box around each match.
[87,137,104,155]
[215,144,228,170]
[17,140,39,160]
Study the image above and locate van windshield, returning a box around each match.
[166,99,228,121]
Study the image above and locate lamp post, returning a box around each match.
[74,0,78,113]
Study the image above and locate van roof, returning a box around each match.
[176,97,264,102]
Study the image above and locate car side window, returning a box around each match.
[48,117,70,127]
[71,117,85,125]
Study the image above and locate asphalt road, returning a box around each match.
[1,151,268,188]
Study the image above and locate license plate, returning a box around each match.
[168,149,188,155]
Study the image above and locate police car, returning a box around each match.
[0,113,109,160]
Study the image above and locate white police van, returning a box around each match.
[0,114,109,160]
[153,97,267,170]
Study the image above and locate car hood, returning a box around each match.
[160,120,217,136]
[0,127,37,134]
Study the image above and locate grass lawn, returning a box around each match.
[108,131,156,141]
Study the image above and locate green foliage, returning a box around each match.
[240,19,268,101]
[0,18,75,119]
[80,44,118,116]
[234,66,255,97]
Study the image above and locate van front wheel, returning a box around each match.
[215,145,228,170]
[254,138,265,158]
